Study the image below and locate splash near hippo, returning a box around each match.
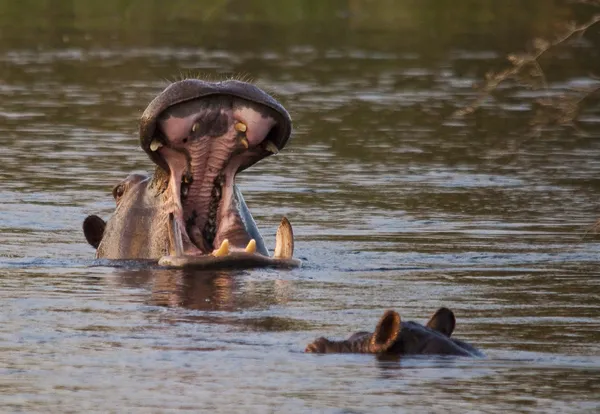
[84,79,301,270]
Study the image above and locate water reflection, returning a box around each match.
[113,267,292,312]
[150,270,236,310]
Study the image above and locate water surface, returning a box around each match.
[1,1,599,412]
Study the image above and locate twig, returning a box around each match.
[454,14,600,117]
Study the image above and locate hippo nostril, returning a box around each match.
[183,138,188,143]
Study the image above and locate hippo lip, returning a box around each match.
[138,79,292,255]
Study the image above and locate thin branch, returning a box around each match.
[454,14,600,117]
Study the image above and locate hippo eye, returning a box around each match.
[113,184,125,200]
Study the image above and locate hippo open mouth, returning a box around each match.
[139,79,292,256]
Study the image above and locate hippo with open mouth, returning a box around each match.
[83,79,300,270]
[305,307,483,357]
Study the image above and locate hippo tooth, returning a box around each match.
[245,239,256,254]
[168,212,184,256]
[234,121,247,132]
[212,239,230,257]
[182,173,193,184]
[240,137,249,149]
[274,216,294,259]
[264,140,279,154]
[150,139,163,151]
[192,122,199,133]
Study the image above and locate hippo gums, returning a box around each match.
[83,79,301,269]
[305,307,483,357]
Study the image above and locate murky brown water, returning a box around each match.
[1,1,600,412]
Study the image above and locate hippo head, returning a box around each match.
[83,79,299,266]
[305,307,483,357]
[83,173,149,249]
[82,80,289,258]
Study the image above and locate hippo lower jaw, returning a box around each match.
[159,215,301,270]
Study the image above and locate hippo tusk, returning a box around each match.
[264,140,279,154]
[150,139,163,152]
[245,239,257,254]
[235,121,249,148]
[274,216,294,259]
[167,212,184,256]
[234,121,247,132]
[213,239,230,257]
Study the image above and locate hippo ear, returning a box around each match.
[426,307,456,337]
[83,215,106,249]
[370,310,401,352]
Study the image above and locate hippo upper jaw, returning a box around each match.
[139,79,292,175]
[138,79,292,255]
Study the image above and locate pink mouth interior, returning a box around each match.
[155,97,279,255]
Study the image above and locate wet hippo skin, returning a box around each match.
[306,307,484,357]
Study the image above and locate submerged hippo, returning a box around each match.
[83,79,300,269]
[305,307,483,357]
